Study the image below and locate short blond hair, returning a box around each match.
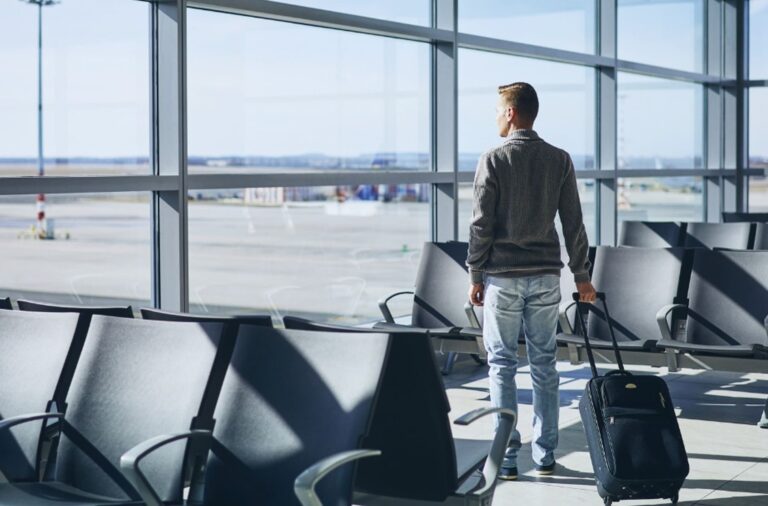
[498,82,539,123]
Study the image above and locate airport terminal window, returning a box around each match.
[751,0,768,79]
[617,72,704,169]
[617,177,703,224]
[274,0,430,26]
[188,185,429,323]
[458,181,597,247]
[618,0,705,72]
[458,0,596,55]
[0,193,151,308]
[749,88,768,211]
[0,0,150,177]
[458,49,595,172]
[187,9,430,174]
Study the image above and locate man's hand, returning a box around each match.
[469,282,485,306]
[576,281,597,303]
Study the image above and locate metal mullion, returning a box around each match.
[0,175,178,196]
[188,171,455,190]
[597,0,617,246]
[609,169,752,178]
[431,0,457,243]
[151,0,188,312]
[615,169,734,178]
[721,0,747,213]
[457,33,612,67]
[187,0,452,43]
[616,60,722,84]
[704,0,723,222]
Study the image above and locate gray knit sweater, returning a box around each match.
[467,129,591,284]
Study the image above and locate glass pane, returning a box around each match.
[751,0,768,79]
[749,176,768,212]
[749,88,768,211]
[0,0,150,177]
[276,0,429,26]
[188,185,429,323]
[618,0,705,72]
[617,177,703,223]
[458,0,596,54]
[187,10,430,174]
[0,193,150,309]
[458,49,595,171]
[458,180,597,246]
[617,73,703,169]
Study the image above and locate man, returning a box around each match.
[467,82,596,481]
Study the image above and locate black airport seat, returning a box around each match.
[684,222,755,249]
[0,316,227,505]
[141,307,273,327]
[558,247,690,353]
[281,317,514,506]
[376,241,486,372]
[754,223,768,250]
[0,297,12,310]
[722,211,768,223]
[121,326,392,506]
[377,241,472,332]
[0,311,80,483]
[619,221,685,247]
[16,300,136,437]
[657,249,768,361]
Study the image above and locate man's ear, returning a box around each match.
[506,106,515,122]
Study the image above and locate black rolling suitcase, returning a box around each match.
[574,292,689,506]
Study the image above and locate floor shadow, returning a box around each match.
[667,376,768,425]
[677,496,768,506]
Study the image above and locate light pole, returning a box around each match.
[21,0,59,239]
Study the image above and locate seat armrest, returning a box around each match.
[120,430,212,506]
[558,301,578,335]
[453,407,516,497]
[464,302,482,329]
[377,291,415,323]
[294,449,381,506]
[454,407,515,427]
[0,412,64,433]
[656,304,687,341]
[372,322,430,334]
[457,327,483,338]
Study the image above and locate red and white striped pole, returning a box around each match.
[23,0,59,239]
[36,192,46,238]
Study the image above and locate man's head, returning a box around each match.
[496,82,539,137]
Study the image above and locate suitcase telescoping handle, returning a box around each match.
[572,292,625,379]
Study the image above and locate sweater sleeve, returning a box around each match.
[466,154,498,284]
[558,155,591,283]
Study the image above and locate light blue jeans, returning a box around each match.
[483,274,561,468]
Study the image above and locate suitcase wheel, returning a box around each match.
[671,492,679,505]
[603,498,613,506]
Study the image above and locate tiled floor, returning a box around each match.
[445,358,768,505]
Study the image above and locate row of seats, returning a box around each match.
[378,241,767,374]
[558,247,768,366]
[0,301,513,505]
[619,221,768,249]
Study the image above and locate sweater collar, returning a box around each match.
[505,129,540,142]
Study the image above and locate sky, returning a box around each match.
[0,0,765,163]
